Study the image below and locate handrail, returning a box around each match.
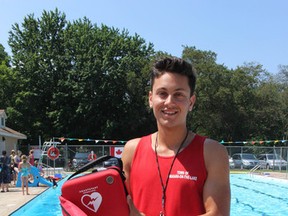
[40,163,54,169]
[249,164,262,175]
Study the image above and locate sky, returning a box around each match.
[1,0,287,74]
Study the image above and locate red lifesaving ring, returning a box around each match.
[88,153,97,161]
[47,146,60,160]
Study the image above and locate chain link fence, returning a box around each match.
[227,146,288,162]
[37,144,124,171]
[227,146,288,174]
[34,144,288,176]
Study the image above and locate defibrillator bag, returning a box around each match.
[59,155,129,216]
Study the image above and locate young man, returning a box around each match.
[122,57,231,216]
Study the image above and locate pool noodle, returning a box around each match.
[16,166,53,187]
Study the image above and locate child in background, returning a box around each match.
[19,155,31,195]
[28,150,34,166]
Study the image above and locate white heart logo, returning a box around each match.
[81,192,102,213]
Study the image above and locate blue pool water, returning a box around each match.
[11,177,67,216]
[11,174,288,216]
[231,174,288,216]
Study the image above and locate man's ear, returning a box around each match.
[189,95,196,111]
[149,91,153,108]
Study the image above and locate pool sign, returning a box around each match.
[47,146,60,160]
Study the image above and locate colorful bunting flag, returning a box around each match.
[52,137,288,146]
[53,137,127,145]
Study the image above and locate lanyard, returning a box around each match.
[154,130,189,216]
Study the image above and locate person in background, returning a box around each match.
[10,150,16,185]
[88,150,97,161]
[13,150,22,182]
[122,57,231,216]
[34,160,44,176]
[28,149,35,166]
[19,155,31,195]
[14,150,22,167]
[28,149,35,182]
[0,150,11,192]
[10,150,16,162]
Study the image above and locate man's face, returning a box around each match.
[149,72,195,128]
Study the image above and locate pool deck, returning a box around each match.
[266,171,288,180]
[0,184,48,216]
[1,171,287,216]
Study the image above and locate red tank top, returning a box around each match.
[130,134,207,216]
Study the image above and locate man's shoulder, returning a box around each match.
[123,134,153,158]
[203,138,228,165]
[126,133,152,147]
[203,137,220,145]
[126,137,142,145]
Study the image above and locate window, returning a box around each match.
[0,117,4,127]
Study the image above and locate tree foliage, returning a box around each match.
[7,9,155,143]
[182,46,288,142]
[0,44,20,120]
[1,9,287,144]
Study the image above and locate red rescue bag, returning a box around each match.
[59,155,129,216]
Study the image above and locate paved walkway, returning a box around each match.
[259,171,288,180]
[0,184,48,216]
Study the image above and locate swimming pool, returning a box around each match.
[231,174,288,216]
[11,174,288,216]
[10,178,66,216]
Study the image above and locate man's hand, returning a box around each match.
[127,195,145,216]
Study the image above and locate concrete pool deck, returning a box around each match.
[231,170,288,180]
[1,171,287,216]
[266,171,288,180]
[0,184,48,216]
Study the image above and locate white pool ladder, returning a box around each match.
[249,164,262,176]
[39,140,60,166]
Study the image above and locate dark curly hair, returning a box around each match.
[151,57,197,95]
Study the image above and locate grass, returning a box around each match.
[230,168,288,174]
[230,170,249,174]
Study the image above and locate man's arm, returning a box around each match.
[122,138,145,216]
[201,139,231,216]
[122,138,140,194]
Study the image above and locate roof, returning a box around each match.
[0,109,7,119]
[0,126,27,139]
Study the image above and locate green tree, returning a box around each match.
[0,44,12,107]
[0,44,10,67]
[0,44,24,130]
[275,65,288,140]
[5,9,287,145]
[277,65,288,85]
[182,46,235,141]
[182,46,286,143]
[0,58,13,109]
[8,9,155,143]
[253,80,286,139]
[52,18,155,139]
[8,9,68,142]
[231,63,274,140]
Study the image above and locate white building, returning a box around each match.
[0,109,27,153]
